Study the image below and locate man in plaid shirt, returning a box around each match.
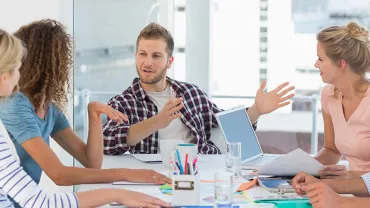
[103,23,295,155]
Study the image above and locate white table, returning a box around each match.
[77,155,294,207]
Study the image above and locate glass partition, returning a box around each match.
[74,0,160,142]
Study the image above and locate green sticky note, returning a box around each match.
[160,183,172,190]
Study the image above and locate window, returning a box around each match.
[260,37,268,42]
[260,15,268,21]
[260,2,268,11]
[260,56,267,62]
[260,46,268,52]
[73,0,161,145]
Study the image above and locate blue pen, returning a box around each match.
[176,149,184,174]
[176,162,181,170]
[170,160,180,175]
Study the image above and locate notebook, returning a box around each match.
[257,177,294,193]
[112,181,160,185]
[131,154,162,163]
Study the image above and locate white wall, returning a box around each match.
[210,0,260,98]
[292,34,323,91]
[74,0,158,51]
[267,0,294,113]
[0,0,74,193]
[0,1,58,33]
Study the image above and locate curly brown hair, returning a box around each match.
[14,19,73,111]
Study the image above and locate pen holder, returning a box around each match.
[172,174,200,206]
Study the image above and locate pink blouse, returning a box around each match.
[321,84,370,171]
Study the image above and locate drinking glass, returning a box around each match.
[225,142,241,178]
[214,171,233,208]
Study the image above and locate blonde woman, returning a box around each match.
[0,30,170,207]
[314,22,370,178]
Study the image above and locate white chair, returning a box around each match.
[210,128,227,154]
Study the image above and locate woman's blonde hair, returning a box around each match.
[317,22,370,98]
[0,29,26,77]
[0,29,26,100]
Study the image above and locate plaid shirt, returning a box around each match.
[103,77,257,155]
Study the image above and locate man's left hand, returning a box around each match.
[254,81,295,115]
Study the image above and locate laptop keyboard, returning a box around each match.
[243,155,279,166]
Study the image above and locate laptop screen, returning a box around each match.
[217,107,263,161]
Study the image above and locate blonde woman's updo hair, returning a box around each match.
[317,22,370,76]
[347,22,370,43]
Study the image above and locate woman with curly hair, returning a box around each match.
[0,19,170,192]
[0,29,169,208]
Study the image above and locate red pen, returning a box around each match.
[184,154,189,175]
[192,157,198,167]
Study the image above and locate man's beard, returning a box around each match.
[137,66,167,84]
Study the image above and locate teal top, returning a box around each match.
[0,92,70,183]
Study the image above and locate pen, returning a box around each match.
[193,157,198,168]
[194,166,198,175]
[170,160,180,175]
[176,149,184,174]
[176,162,181,170]
[189,161,194,175]
[184,154,189,175]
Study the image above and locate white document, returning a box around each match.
[131,154,162,163]
[256,148,324,176]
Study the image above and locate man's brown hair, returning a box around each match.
[136,22,174,57]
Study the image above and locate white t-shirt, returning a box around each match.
[145,85,196,145]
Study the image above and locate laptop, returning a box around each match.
[215,106,280,167]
